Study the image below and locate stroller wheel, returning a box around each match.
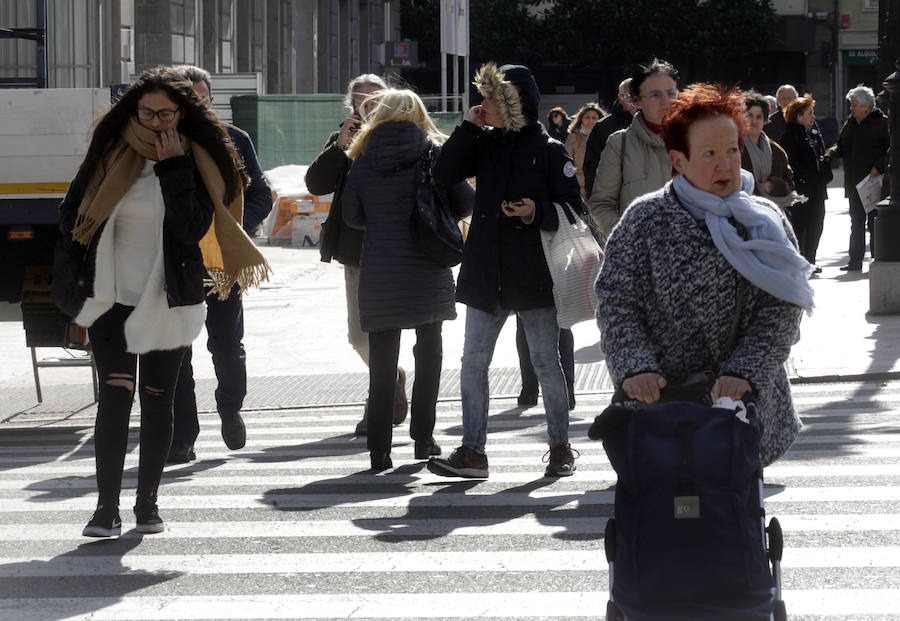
[767,517,784,561]
[604,518,616,562]
[606,600,623,621]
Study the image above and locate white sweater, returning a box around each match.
[76,161,205,353]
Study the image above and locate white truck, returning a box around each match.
[0,88,109,345]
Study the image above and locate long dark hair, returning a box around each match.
[77,65,246,204]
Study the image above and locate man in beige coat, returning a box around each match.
[588,59,679,236]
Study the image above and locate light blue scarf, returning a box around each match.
[672,168,814,314]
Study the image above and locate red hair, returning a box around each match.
[783,94,815,123]
[661,83,748,157]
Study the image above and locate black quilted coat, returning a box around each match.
[342,121,473,332]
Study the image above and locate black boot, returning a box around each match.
[369,451,392,472]
[414,438,442,459]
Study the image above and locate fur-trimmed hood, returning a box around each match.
[474,62,540,133]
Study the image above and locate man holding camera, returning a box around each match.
[305,74,409,435]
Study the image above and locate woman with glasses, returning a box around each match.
[55,66,268,537]
[588,59,679,236]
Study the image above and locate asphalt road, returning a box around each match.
[1,380,899,620]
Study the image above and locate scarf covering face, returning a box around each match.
[672,168,814,314]
[71,118,270,299]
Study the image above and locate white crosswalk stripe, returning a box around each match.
[1,381,899,619]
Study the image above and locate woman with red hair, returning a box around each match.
[779,94,831,270]
[595,83,813,466]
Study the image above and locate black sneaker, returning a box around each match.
[82,505,122,538]
[414,438,442,459]
[166,443,196,464]
[543,443,578,477]
[134,497,165,534]
[220,411,246,450]
[517,388,538,407]
[427,446,489,478]
[369,451,393,472]
[840,263,862,272]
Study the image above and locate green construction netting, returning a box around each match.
[231,94,464,170]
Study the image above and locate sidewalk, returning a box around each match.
[1,169,898,423]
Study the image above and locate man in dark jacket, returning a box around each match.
[304,73,409,435]
[825,85,891,271]
[763,84,798,144]
[169,66,274,463]
[582,78,636,198]
[427,62,583,479]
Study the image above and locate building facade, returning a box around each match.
[0,0,398,94]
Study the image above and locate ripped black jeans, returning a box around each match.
[88,303,187,509]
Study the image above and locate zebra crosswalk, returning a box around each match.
[1,380,900,619]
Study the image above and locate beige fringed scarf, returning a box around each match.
[72,118,270,299]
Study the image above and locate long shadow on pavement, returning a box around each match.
[0,535,179,621]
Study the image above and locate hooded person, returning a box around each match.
[428,62,586,479]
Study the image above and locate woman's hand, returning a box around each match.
[761,180,774,194]
[712,375,751,401]
[623,373,667,404]
[501,198,535,220]
[465,105,486,128]
[155,127,184,160]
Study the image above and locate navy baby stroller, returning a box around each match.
[589,389,786,621]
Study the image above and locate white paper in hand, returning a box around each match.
[856,174,883,214]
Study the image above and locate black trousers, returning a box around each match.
[790,188,827,265]
[88,303,187,508]
[172,284,246,448]
[367,322,443,453]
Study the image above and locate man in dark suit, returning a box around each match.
[168,66,274,463]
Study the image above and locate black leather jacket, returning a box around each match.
[57,154,215,311]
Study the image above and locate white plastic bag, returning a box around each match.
[539,202,604,328]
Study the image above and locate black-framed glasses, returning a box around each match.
[640,89,679,102]
[136,107,180,122]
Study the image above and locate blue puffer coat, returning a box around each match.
[342,121,473,332]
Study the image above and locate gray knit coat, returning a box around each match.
[595,183,804,466]
[342,121,471,333]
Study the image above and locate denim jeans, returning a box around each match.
[516,317,574,392]
[173,283,245,447]
[89,304,187,507]
[461,306,569,451]
[848,190,876,265]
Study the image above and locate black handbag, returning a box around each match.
[51,236,90,319]
[410,143,464,267]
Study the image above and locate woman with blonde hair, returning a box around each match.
[564,102,605,198]
[343,88,473,471]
